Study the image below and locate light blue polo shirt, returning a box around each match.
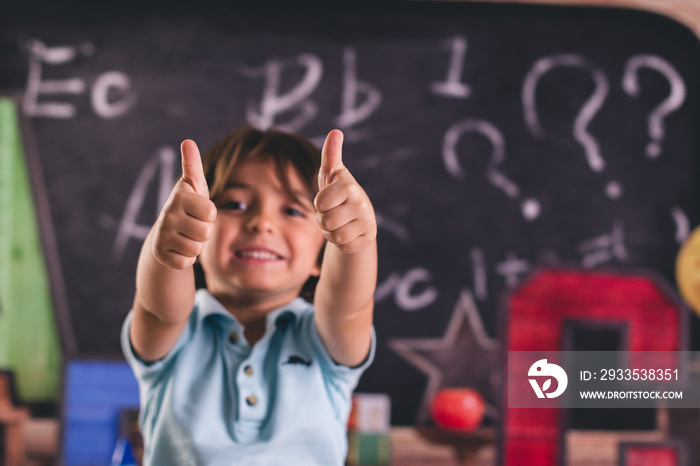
[121,289,375,466]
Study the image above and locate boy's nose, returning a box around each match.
[246,209,275,233]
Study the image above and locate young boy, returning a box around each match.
[121,127,377,465]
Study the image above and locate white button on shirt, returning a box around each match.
[122,289,375,466]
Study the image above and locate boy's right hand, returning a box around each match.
[151,139,217,270]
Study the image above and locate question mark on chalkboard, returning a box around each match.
[443,118,541,221]
[622,54,686,159]
[523,54,621,199]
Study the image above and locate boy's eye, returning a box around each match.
[220,201,248,211]
[284,206,306,218]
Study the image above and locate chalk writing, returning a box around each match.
[523,53,609,173]
[471,248,487,300]
[240,54,323,132]
[442,118,541,220]
[430,35,472,99]
[111,146,176,262]
[91,71,137,119]
[376,212,411,244]
[24,39,136,119]
[578,220,627,268]
[335,47,382,141]
[622,54,686,159]
[375,268,439,312]
[605,181,623,200]
[671,207,690,243]
[496,251,531,288]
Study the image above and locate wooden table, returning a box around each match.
[415,427,497,466]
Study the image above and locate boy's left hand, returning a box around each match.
[315,129,377,254]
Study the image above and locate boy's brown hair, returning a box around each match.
[203,126,322,206]
[193,126,324,301]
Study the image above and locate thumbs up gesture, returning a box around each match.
[151,139,217,270]
[315,130,377,254]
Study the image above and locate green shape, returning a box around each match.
[347,433,391,465]
[0,97,62,402]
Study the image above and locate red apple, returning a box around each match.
[430,388,485,432]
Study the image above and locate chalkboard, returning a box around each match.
[2,1,700,424]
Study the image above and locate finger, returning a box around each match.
[169,234,206,258]
[336,235,374,255]
[157,250,197,270]
[177,216,214,243]
[322,220,373,254]
[181,190,217,223]
[322,218,367,244]
[314,183,347,213]
[314,174,365,213]
[317,202,362,233]
[180,139,209,197]
[319,129,344,188]
[153,231,199,269]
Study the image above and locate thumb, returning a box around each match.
[180,139,209,197]
[319,129,344,188]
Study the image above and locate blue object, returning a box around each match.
[111,437,136,466]
[61,360,140,466]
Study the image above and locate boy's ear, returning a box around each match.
[310,263,321,278]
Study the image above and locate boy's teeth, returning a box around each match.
[239,250,279,260]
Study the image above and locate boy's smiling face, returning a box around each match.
[199,157,325,309]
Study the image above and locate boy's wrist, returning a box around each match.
[328,233,377,255]
[328,234,378,257]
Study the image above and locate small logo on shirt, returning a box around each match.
[282,355,312,367]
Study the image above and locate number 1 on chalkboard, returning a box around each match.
[430,35,472,99]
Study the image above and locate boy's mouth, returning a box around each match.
[234,248,284,261]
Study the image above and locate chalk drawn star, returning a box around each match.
[388,289,500,424]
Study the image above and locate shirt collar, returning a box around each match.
[195,289,309,331]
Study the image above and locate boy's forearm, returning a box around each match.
[316,240,377,317]
[314,239,377,367]
[133,227,196,324]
